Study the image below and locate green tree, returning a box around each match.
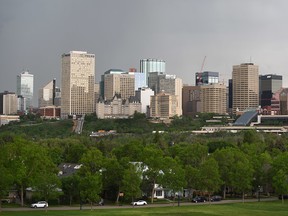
[142,146,165,203]
[121,164,142,203]
[61,175,80,205]
[185,165,201,199]
[0,144,13,211]
[230,154,254,202]
[32,151,62,202]
[272,152,288,203]
[198,157,222,202]
[102,157,125,203]
[213,148,237,199]
[7,138,53,206]
[78,148,103,209]
[162,157,186,203]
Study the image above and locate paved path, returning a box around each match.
[1,197,278,212]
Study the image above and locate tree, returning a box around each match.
[78,148,103,209]
[7,137,53,206]
[121,164,142,203]
[61,175,80,205]
[162,157,186,203]
[80,174,102,210]
[272,152,288,203]
[102,157,125,203]
[184,165,201,200]
[213,148,237,199]
[0,144,13,211]
[230,154,254,202]
[198,157,222,202]
[32,152,62,202]
[142,146,165,203]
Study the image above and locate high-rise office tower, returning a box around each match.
[140,59,165,86]
[150,92,178,119]
[195,71,219,86]
[38,79,61,108]
[17,71,34,110]
[232,63,259,113]
[200,83,227,114]
[104,73,135,100]
[182,85,201,117]
[61,51,95,118]
[259,74,282,108]
[148,73,182,116]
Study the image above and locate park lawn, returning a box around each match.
[1,201,288,216]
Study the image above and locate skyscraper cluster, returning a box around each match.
[1,51,288,121]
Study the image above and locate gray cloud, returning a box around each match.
[1,0,288,106]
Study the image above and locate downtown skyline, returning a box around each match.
[1,0,288,106]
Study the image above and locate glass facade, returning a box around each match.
[195,71,219,86]
[140,59,166,86]
[17,71,34,110]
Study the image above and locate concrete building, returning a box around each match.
[140,59,165,86]
[232,63,259,113]
[96,95,141,119]
[200,83,227,114]
[150,92,179,119]
[39,106,61,119]
[0,91,18,115]
[104,73,135,101]
[279,88,288,115]
[148,73,182,116]
[259,74,282,109]
[182,85,201,117]
[38,79,61,108]
[17,71,34,110]
[61,51,95,118]
[195,71,219,86]
[135,87,154,115]
[0,115,20,126]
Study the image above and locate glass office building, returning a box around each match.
[17,71,34,110]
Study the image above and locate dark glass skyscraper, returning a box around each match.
[259,74,282,108]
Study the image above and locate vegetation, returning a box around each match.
[0,114,288,209]
[1,202,288,216]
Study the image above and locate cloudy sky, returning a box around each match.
[1,0,288,105]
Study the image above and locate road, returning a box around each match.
[1,197,278,212]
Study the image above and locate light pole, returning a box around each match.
[258,185,261,202]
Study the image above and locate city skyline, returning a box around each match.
[1,0,288,106]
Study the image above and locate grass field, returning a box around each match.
[1,201,288,216]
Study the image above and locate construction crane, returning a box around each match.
[196,56,206,85]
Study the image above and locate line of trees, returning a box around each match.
[1,128,288,210]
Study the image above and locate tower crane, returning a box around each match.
[197,56,206,85]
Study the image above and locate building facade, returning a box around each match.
[148,73,182,116]
[232,63,259,113]
[38,79,61,108]
[150,92,179,119]
[17,71,34,110]
[140,59,165,86]
[0,91,18,115]
[135,87,154,115]
[195,71,219,86]
[96,95,141,119]
[259,74,282,109]
[104,73,135,100]
[61,51,95,118]
[182,85,201,117]
[200,83,227,114]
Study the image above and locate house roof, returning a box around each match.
[58,163,82,178]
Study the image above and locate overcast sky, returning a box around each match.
[1,0,288,106]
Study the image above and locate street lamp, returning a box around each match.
[258,185,261,202]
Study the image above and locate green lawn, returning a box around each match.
[1,201,288,216]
